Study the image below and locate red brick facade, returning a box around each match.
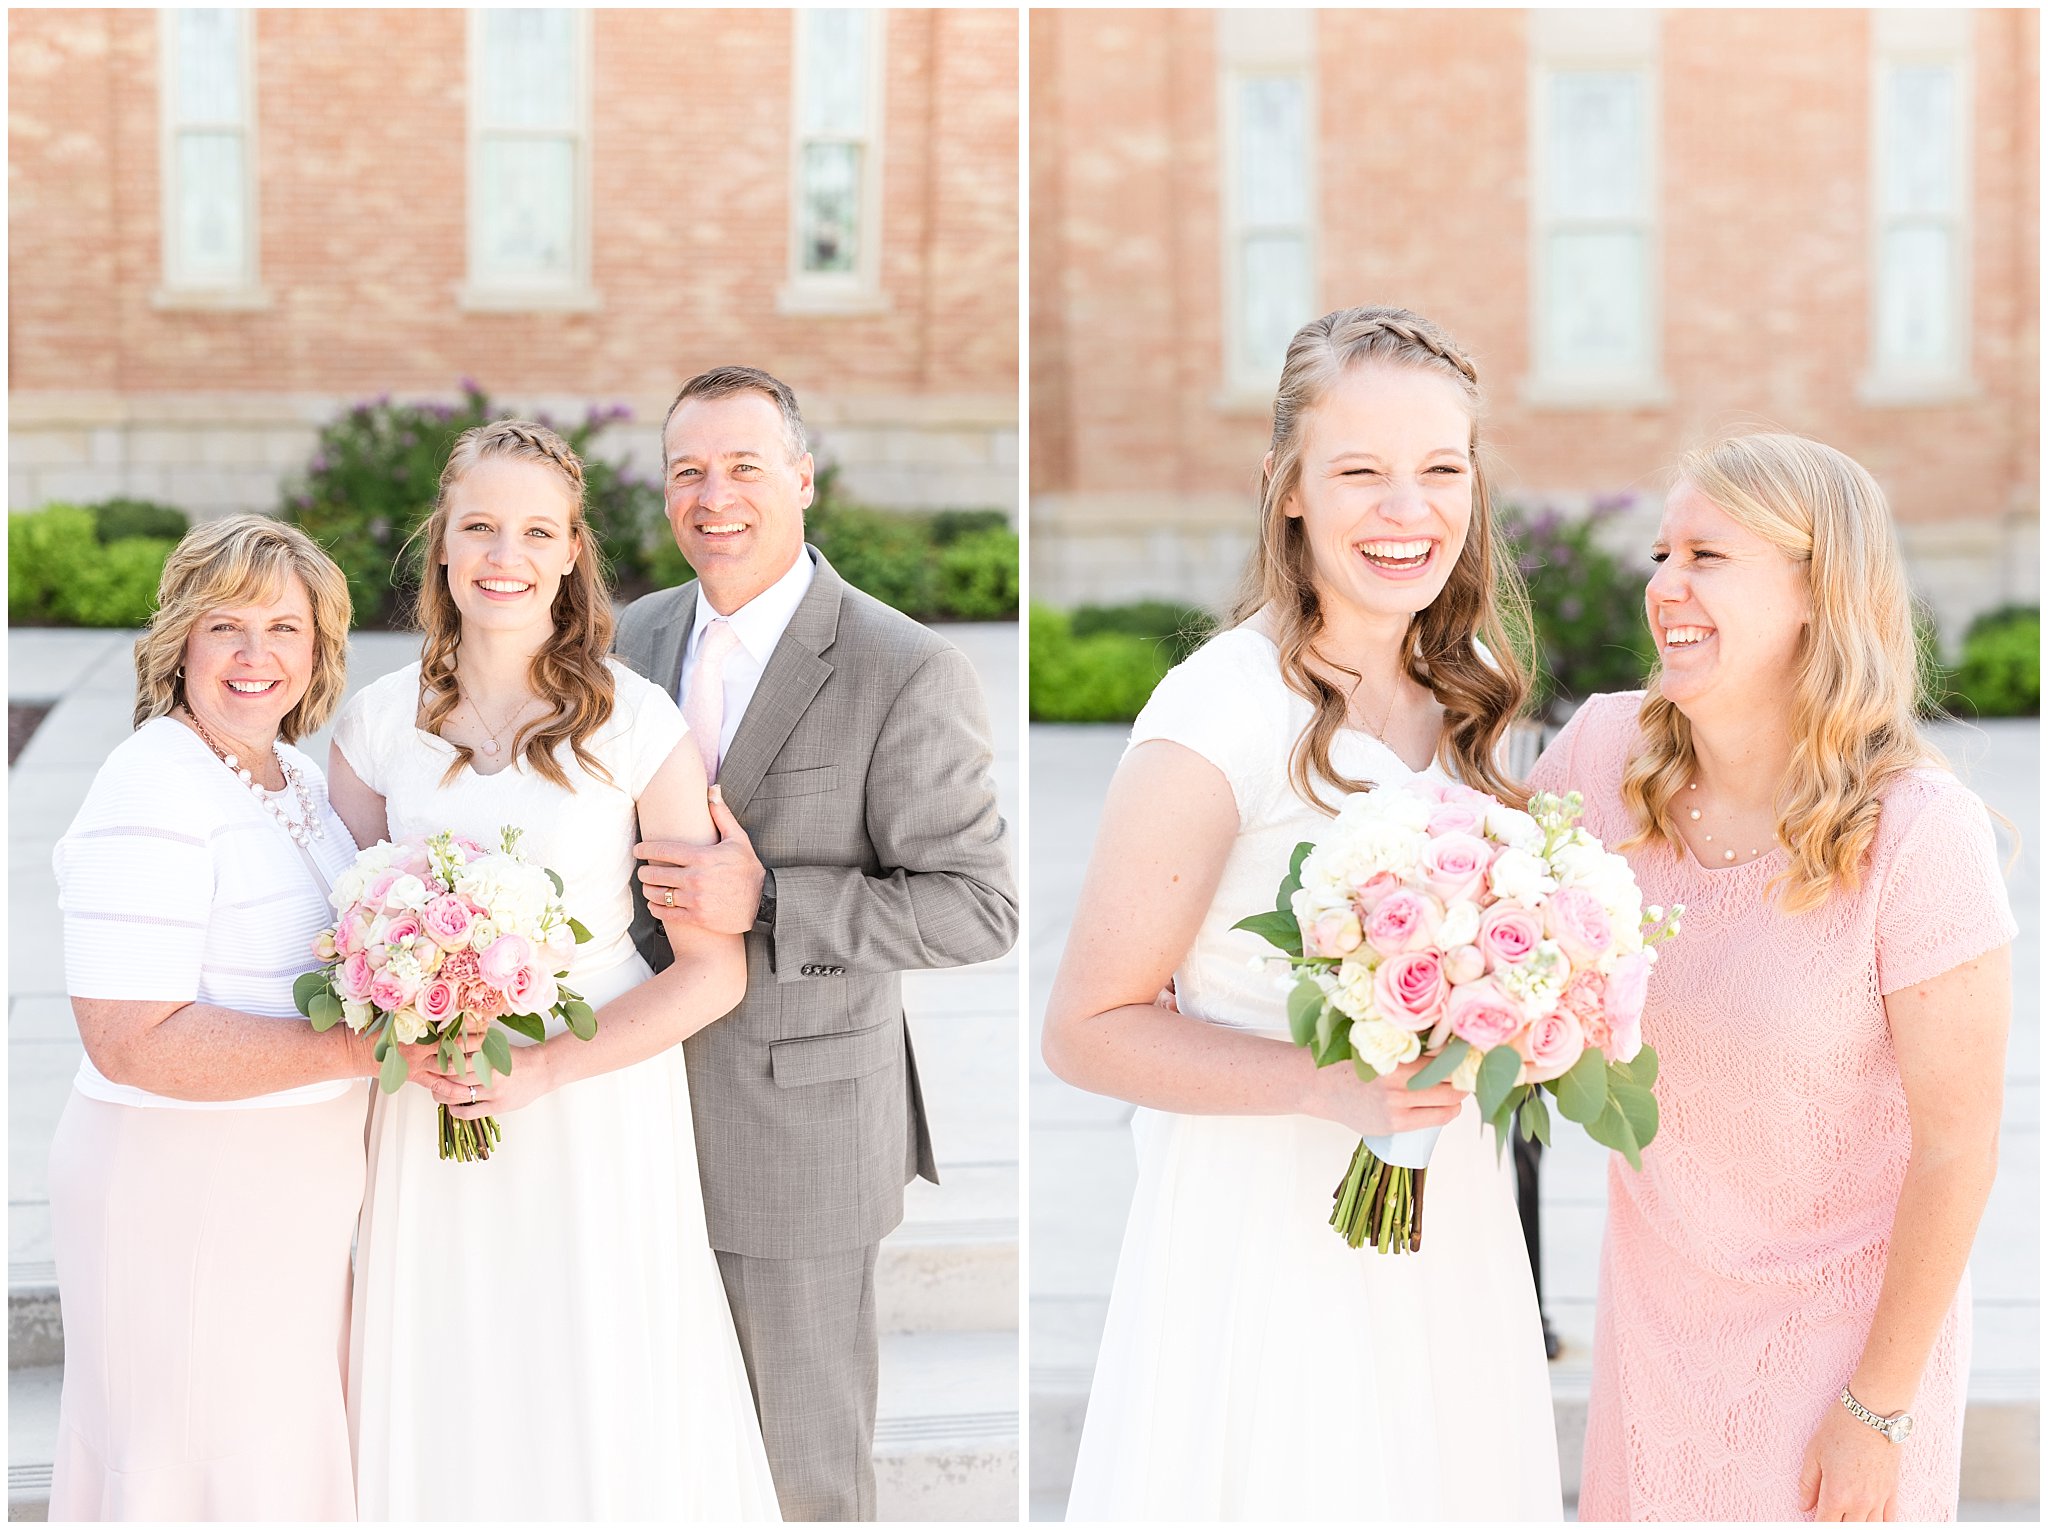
[10,8,1019,515]
[1030,9,2038,639]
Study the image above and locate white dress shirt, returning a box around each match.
[677,548,817,764]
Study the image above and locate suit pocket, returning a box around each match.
[752,764,840,799]
[768,1019,900,1088]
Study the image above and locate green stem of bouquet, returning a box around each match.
[437,1103,502,1163]
[1330,1140,1426,1254]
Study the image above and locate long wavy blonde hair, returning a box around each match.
[134,515,352,741]
[1231,305,1534,812]
[1620,433,1945,912]
[408,420,617,790]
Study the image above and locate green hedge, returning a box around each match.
[9,504,180,627]
[1946,605,2039,717]
[1029,602,1178,722]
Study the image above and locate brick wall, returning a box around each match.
[9,8,1019,516]
[1030,9,2038,641]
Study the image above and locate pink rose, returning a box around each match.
[335,909,370,958]
[1603,953,1650,1063]
[505,963,558,1016]
[1557,971,1612,1051]
[416,978,458,1029]
[1543,886,1615,967]
[394,843,434,877]
[1364,889,1444,956]
[1515,1009,1587,1083]
[1477,904,1544,969]
[1427,802,1487,839]
[1419,831,1493,905]
[370,968,418,1013]
[1374,949,1449,1032]
[366,869,401,906]
[1446,977,1525,1051]
[480,933,536,988]
[1302,908,1364,959]
[1351,871,1403,918]
[381,911,424,949]
[454,836,490,859]
[337,951,375,1002]
[422,895,473,946]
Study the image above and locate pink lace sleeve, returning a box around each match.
[1874,775,2018,995]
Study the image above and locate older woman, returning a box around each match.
[1528,434,2015,1522]
[47,516,394,1520]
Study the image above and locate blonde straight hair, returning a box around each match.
[1620,433,1945,912]
[1231,305,1534,811]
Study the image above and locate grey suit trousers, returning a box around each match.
[716,1245,880,1522]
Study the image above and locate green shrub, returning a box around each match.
[90,497,189,543]
[9,505,173,627]
[282,383,662,625]
[809,506,936,614]
[1029,602,1172,722]
[935,527,1019,619]
[1948,605,2039,717]
[1499,497,1656,718]
[926,509,1011,546]
[1070,599,1217,666]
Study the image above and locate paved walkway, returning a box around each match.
[1028,717,2039,1520]
[8,621,1021,1520]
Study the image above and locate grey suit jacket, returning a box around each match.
[615,548,1019,1260]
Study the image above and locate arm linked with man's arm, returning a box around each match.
[766,643,1018,979]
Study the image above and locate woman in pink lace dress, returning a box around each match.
[1529,434,2015,1522]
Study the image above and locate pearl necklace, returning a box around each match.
[183,709,324,847]
[1686,780,1763,863]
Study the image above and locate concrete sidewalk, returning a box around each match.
[1028,718,2040,1522]
[7,622,1022,1521]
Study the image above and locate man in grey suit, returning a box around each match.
[616,366,1018,1521]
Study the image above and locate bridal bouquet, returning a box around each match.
[1235,780,1681,1253]
[296,826,595,1162]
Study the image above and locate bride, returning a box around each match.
[1042,307,1561,1519]
[328,421,780,1519]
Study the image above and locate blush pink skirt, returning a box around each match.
[46,1085,368,1521]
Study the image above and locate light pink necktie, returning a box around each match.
[683,618,742,783]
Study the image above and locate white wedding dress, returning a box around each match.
[337,661,779,1521]
[1065,627,1561,1520]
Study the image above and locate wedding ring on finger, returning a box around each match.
[468,1084,478,1106]
[663,887,676,908]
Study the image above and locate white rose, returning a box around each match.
[387,874,430,911]
[342,997,373,1033]
[1485,802,1546,854]
[1438,899,1482,950]
[1327,956,1379,1021]
[468,919,500,951]
[1352,1017,1423,1074]
[1450,1043,1485,1093]
[1487,847,1559,908]
[390,1005,427,1045]
[1329,819,1425,880]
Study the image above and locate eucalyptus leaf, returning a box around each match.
[473,1044,494,1085]
[1524,1087,1553,1147]
[1409,1037,1470,1090]
[1350,1055,1381,1083]
[1610,1078,1660,1149]
[1232,909,1304,959]
[308,992,343,1033]
[482,1026,514,1077]
[292,970,329,1018]
[499,1010,547,1044]
[1313,1000,1341,1062]
[546,868,565,897]
[1586,1096,1643,1170]
[1475,1044,1523,1123]
[568,917,593,945]
[564,999,597,1041]
[1556,1045,1610,1125]
[378,1044,407,1094]
[1276,840,1314,912]
[1286,978,1325,1049]
[1628,1043,1659,1091]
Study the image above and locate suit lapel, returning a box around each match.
[715,548,844,814]
[652,584,697,700]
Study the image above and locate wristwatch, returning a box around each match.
[1840,1386,1915,1444]
[754,868,778,933]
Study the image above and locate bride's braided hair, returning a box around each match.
[1230,305,1534,812]
[410,419,617,790]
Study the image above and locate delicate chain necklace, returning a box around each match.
[182,708,324,847]
[1685,780,1765,863]
[461,691,540,758]
[1347,677,1399,745]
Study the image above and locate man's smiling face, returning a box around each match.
[662,391,814,612]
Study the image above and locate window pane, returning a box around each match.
[1547,71,1645,220]
[800,10,871,139]
[1544,230,1647,374]
[174,9,243,124]
[1236,76,1308,229]
[480,9,577,131]
[175,130,247,283]
[478,137,575,280]
[1882,65,1958,218]
[1877,225,1955,368]
[799,142,862,274]
[1241,232,1311,379]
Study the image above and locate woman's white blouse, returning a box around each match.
[53,717,362,1110]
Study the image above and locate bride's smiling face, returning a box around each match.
[1278,363,1475,626]
[437,458,582,635]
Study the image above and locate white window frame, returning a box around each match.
[1217,8,1316,402]
[1524,10,1668,408]
[1859,10,1975,404]
[460,7,597,312]
[779,9,888,316]
[155,8,266,309]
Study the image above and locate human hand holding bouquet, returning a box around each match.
[1235,780,1681,1253]
[297,827,596,1162]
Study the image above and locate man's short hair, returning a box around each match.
[661,366,808,464]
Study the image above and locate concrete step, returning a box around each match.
[9,1329,1018,1522]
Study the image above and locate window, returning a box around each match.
[782,9,884,310]
[1865,11,1972,398]
[158,8,259,298]
[1527,11,1664,404]
[465,9,592,307]
[1219,10,1315,395]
